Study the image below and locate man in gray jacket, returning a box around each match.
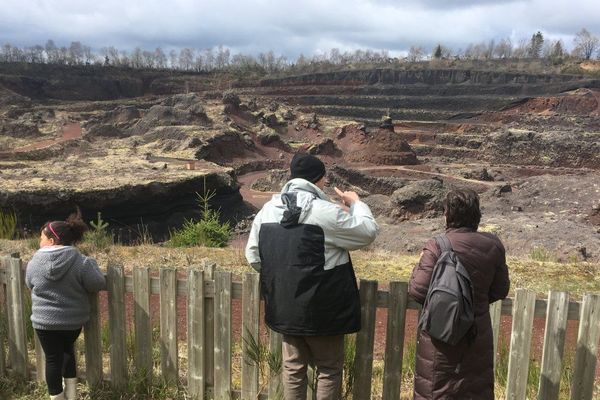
[246,153,378,400]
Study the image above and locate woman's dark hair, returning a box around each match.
[41,207,88,246]
[444,189,481,230]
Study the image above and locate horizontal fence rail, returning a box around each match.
[1,255,599,399]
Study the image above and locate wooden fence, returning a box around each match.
[0,255,599,399]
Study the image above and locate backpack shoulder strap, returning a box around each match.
[434,234,453,254]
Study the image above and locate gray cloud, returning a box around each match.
[0,0,599,58]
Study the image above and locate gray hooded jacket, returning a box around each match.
[246,178,379,271]
[26,246,106,330]
[245,178,379,335]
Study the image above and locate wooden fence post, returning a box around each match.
[6,257,28,378]
[353,280,378,400]
[0,266,6,377]
[133,267,152,382]
[159,268,178,383]
[490,299,502,373]
[84,292,103,388]
[214,270,232,400]
[33,332,45,383]
[108,263,128,389]
[187,268,205,399]
[570,293,600,400]
[203,261,215,396]
[538,291,569,400]
[382,281,408,400]
[506,288,536,400]
[241,272,260,399]
[268,330,283,399]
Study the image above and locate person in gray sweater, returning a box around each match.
[26,210,105,400]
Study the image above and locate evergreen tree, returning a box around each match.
[433,44,443,59]
[528,31,544,58]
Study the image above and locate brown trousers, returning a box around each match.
[282,334,345,400]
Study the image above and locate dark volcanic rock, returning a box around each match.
[222,91,241,108]
[0,121,41,138]
[84,124,124,139]
[391,179,446,218]
[130,93,210,135]
[0,171,243,242]
[482,129,600,169]
[308,138,342,156]
[194,131,253,163]
[344,127,418,165]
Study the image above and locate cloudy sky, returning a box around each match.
[1,0,599,58]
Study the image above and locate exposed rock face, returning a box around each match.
[194,131,254,163]
[391,179,446,219]
[0,158,243,241]
[222,91,241,108]
[84,124,124,139]
[0,64,145,100]
[129,93,210,135]
[482,130,600,169]
[331,166,406,195]
[251,169,289,192]
[342,126,418,165]
[260,68,598,91]
[308,138,342,156]
[0,121,41,138]
[0,85,32,107]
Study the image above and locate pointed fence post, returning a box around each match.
[382,281,408,400]
[353,280,378,400]
[268,329,283,399]
[6,257,28,378]
[214,270,232,400]
[506,288,536,400]
[241,272,260,399]
[108,263,128,389]
[187,268,205,399]
[159,267,178,383]
[570,293,600,400]
[133,267,152,382]
[538,291,569,400]
[84,291,103,388]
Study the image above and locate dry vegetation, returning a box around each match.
[2,238,599,298]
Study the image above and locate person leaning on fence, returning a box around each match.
[408,189,510,400]
[25,209,106,400]
[245,153,379,400]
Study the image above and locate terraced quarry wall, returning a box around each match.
[237,68,600,169]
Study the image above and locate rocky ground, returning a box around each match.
[0,63,599,261]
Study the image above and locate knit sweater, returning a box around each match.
[26,246,106,330]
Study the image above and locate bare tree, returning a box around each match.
[513,38,529,59]
[493,38,513,59]
[169,49,178,69]
[57,46,68,64]
[215,45,230,69]
[193,52,204,71]
[68,41,84,64]
[407,46,425,62]
[83,45,94,64]
[203,48,215,70]
[573,28,599,60]
[179,48,195,70]
[45,39,59,63]
[154,47,167,69]
[25,45,45,63]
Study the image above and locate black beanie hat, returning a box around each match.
[290,153,326,183]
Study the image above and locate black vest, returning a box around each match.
[258,222,361,336]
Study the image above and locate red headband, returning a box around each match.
[48,222,60,241]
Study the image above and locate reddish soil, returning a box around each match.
[11,122,82,153]
[504,89,600,116]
